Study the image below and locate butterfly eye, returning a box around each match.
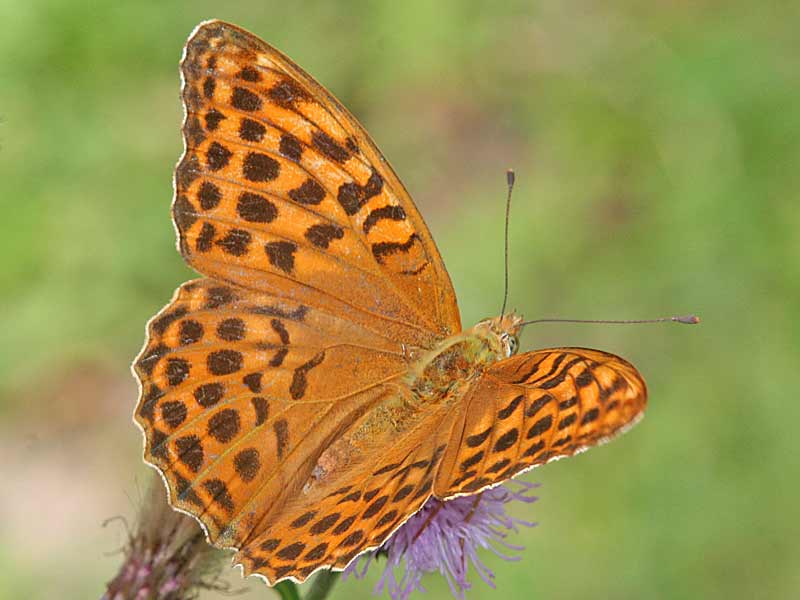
[507,336,518,355]
[500,333,517,356]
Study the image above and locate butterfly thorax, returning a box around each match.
[408,312,523,402]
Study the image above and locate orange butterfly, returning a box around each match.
[134,20,647,585]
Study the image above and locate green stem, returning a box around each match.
[304,570,341,600]
[274,581,301,600]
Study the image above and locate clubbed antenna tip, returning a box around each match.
[674,315,701,324]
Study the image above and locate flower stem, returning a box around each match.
[304,570,340,600]
[274,581,302,600]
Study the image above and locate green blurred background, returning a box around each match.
[2,1,798,598]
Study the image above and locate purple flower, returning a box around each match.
[345,481,539,600]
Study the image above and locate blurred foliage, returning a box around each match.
[0,1,798,599]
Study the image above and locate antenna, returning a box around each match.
[500,169,515,318]
[520,315,700,327]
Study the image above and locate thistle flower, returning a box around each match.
[345,481,539,600]
[103,476,231,600]
[106,476,536,600]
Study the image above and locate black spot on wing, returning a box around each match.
[558,414,577,430]
[270,319,290,344]
[249,303,308,321]
[239,118,266,142]
[526,394,553,417]
[372,233,420,265]
[237,192,277,223]
[527,415,553,439]
[151,307,188,336]
[204,109,225,131]
[363,205,406,233]
[337,170,384,215]
[206,142,232,171]
[231,86,262,111]
[498,395,524,420]
[215,229,251,256]
[274,419,289,458]
[268,79,309,107]
[238,66,261,82]
[493,429,519,452]
[289,352,325,400]
[243,152,279,182]
[466,426,492,448]
[279,133,303,161]
[197,181,221,210]
[581,408,600,424]
[305,223,344,249]
[312,131,350,163]
[288,178,326,205]
[264,241,297,273]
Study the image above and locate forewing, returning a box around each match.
[174,20,460,341]
[433,348,647,498]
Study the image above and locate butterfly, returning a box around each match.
[133,20,647,585]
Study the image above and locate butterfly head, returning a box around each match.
[474,311,524,359]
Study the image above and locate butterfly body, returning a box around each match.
[134,20,648,584]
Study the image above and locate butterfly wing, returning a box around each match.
[433,348,647,498]
[174,20,460,342]
[134,279,457,583]
[135,20,465,585]
[236,400,454,582]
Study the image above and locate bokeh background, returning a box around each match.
[2,1,798,598]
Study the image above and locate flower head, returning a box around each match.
[103,477,232,600]
[345,481,539,600]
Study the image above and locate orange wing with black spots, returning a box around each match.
[135,19,466,585]
[236,407,454,581]
[134,279,458,583]
[174,20,459,341]
[433,348,647,498]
